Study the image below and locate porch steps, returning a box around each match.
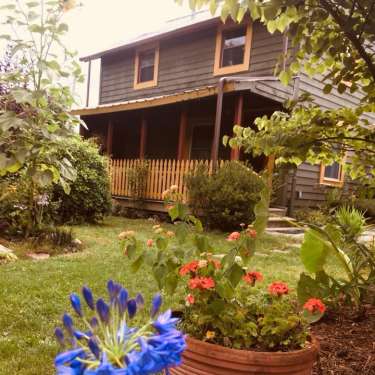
[269,207,288,217]
[267,207,305,234]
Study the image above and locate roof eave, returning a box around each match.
[80,16,220,62]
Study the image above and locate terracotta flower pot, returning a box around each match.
[170,336,319,375]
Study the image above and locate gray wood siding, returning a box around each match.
[99,22,284,104]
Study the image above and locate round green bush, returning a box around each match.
[186,161,264,231]
[52,136,111,224]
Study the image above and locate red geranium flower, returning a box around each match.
[188,277,215,290]
[146,239,153,247]
[186,294,195,305]
[243,271,263,285]
[211,259,221,269]
[247,229,257,238]
[268,281,289,296]
[227,231,241,241]
[303,298,326,314]
[179,260,199,276]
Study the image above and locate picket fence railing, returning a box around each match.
[109,159,226,201]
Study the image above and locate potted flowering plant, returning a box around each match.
[53,280,186,374]
[120,185,324,374]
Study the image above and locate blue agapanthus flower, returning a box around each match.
[54,281,186,375]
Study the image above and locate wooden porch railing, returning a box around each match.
[109,159,224,201]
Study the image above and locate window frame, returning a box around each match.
[319,159,345,187]
[213,22,252,76]
[133,43,160,90]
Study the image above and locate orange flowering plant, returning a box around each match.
[120,184,325,351]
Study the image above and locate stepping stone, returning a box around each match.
[26,253,50,260]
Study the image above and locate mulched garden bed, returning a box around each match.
[312,304,375,375]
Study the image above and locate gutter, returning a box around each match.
[211,75,301,165]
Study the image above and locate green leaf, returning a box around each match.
[153,264,167,290]
[126,244,137,260]
[175,223,189,244]
[279,70,291,86]
[300,229,328,273]
[168,205,179,221]
[165,272,179,294]
[323,84,332,94]
[193,234,210,254]
[216,279,235,300]
[156,237,168,251]
[227,262,244,287]
[131,255,144,272]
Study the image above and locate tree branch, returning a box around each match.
[320,0,375,81]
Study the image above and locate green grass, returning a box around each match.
[0,216,304,375]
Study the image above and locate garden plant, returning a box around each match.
[119,185,325,373]
[54,280,186,374]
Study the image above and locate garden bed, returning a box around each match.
[312,305,375,375]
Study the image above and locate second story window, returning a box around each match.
[134,44,159,89]
[214,22,252,76]
[320,160,345,186]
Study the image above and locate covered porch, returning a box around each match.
[76,86,283,208]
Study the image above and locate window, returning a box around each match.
[214,22,252,76]
[320,161,345,186]
[134,44,159,89]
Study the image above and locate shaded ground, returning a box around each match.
[312,305,375,375]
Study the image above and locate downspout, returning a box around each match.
[211,75,300,167]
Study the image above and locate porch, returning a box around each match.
[79,89,283,208]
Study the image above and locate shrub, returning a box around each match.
[294,207,330,226]
[51,136,111,224]
[185,161,264,231]
[127,161,149,206]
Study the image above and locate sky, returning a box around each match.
[0,0,195,106]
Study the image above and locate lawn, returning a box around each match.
[0,216,303,375]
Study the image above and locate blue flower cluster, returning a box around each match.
[54,281,186,375]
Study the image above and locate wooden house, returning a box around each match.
[74,11,367,213]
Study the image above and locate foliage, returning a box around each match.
[127,161,149,205]
[185,161,265,230]
[120,185,325,351]
[54,281,185,374]
[0,216,313,374]
[180,259,323,351]
[297,206,375,309]
[0,137,110,235]
[0,173,59,237]
[0,0,83,192]
[51,137,111,224]
[183,0,375,184]
[120,183,270,295]
[294,207,330,226]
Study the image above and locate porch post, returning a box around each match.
[177,107,188,160]
[139,116,147,159]
[230,94,244,161]
[106,120,113,156]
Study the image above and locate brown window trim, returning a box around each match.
[133,43,160,90]
[213,22,252,76]
[319,160,345,187]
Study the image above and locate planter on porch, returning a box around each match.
[171,335,319,375]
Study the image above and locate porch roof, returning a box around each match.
[72,83,236,116]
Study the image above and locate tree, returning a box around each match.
[0,0,83,191]
[181,0,375,183]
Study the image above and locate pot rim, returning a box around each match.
[185,335,319,358]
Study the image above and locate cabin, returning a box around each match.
[74,11,365,214]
